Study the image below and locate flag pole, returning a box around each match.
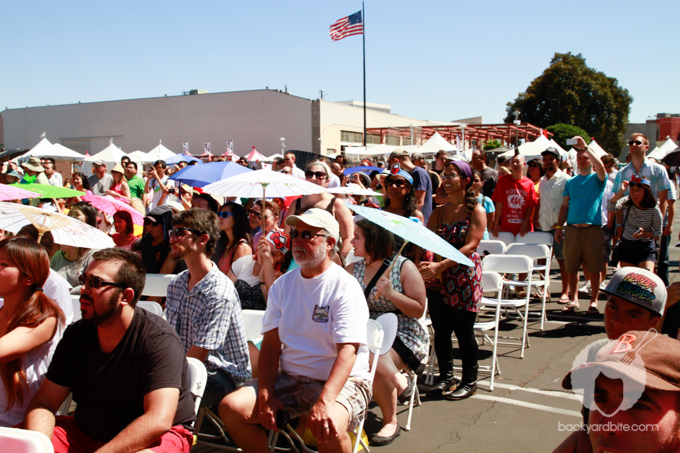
[362,0,366,146]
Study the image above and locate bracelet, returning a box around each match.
[555,226,563,230]
[259,282,266,286]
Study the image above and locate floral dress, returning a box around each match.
[353,255,429,364]
[431,216,483,313]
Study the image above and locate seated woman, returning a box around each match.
[111,211,138,250]
[346,217,428,446]
[0,237,65,427]
[212,202,253,277]
[50,202,98,290]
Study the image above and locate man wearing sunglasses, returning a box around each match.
[219,209,370,453]
[612,133,674,285]
[165,209,251,409]
[26,248,196,452]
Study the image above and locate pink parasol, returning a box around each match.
[81,191,144,225]
[0,183,42,201]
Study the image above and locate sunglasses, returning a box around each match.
[249,209,262,218]
[79,273,125,290]
[281,170,291,174]
[290,229,328,240]
[629,182,648,189]
[385,178,408,187]
[144,219,159,226]
[305,171,327,180]
[169,227,203,238]
[217,211,234,219]
[628,140,644,146]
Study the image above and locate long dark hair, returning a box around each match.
[72,172,91,191]
[69,201,98,227]
[450,162,477,214]
[0,238,64,410]
[383,179,417,218]
[212,202,252,261]
[355,218,395,263]
[113,211,134,235]
[625,184,657,209]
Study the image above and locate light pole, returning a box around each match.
[280,137,286,156]
[513,110,521,154]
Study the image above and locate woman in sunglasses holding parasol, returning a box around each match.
[607,174,661,271]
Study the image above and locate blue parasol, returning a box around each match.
[343,166,382,176]
[169,161,252,188]
[347,205,473,267]
[164,153,203,166]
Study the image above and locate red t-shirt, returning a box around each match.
[491,174,537,235]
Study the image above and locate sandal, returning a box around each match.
[557,294,571,305]
[562,302,579,312]
[587,306,600,315]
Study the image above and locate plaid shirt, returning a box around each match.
[165,262,251,382]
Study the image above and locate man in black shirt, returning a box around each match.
[26,248,196,453]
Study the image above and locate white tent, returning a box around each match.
[587,139,607,158]
[85,140,128,174]
[127,150,152,164]
[146,140,175,161]
[648,137,678,160]
[499,135,552,161]
[417,132,457,155]
[262,153,284,163]
[344,143,394,156]
[13,137,53,164]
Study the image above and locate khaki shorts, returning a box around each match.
[564,225,605,273]
[244,372,372,431]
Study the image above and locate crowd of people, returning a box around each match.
[1,133,680,452]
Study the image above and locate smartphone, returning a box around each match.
[275,410,290,430]
[566,138,578,146]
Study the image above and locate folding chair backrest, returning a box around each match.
[186,357,208,416]
[71,295,81,323]
[241,309,266,341]
[515,231,553,247]
[481,254,533,274]
[137,301,164,316]
[481,271,504,293]
[0,426,54,452]
[505,243,550,261]
[142,274,176,298]
[366,319,385,357]
[478,240,506,256]
[494,231,515,246]
[374,313,398,356]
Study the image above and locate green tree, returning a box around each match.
[546,123,590,149]
[505,52,632,152]
[483,139,502,150]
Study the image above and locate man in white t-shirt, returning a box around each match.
[219,209,370,453]
[145,160,178,210]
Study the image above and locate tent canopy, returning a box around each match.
[648,137,678,160]
[344,144,394,156]
[416,132,457,155]
[246,147,266,162]
[146,141,175,161]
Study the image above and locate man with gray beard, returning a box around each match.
[219,209,371,453]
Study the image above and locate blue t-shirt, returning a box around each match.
[411,166,433,225]
[563,172,606,225]
[477,194,495,240]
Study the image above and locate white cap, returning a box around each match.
[285,208,340,240]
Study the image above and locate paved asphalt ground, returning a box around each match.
[195,214,680,453]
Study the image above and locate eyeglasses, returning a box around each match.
[79,273,125,290]
[217,211,234,219]
[290,229,328,240]
[385,178,407,187]
[144,219,159,226]
[305,171,327,180]
[628,140,644,146]
[441,173,460,180]
[169,227,203,238]
[249,209,262,218]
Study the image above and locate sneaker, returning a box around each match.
[599,281,608,290]
[578,281,592,294]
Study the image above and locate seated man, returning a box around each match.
[219,209,371,453]
[25,248,196,453]
[165,208,251,408]
[562,331,680,453]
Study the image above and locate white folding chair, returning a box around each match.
[505,243,551,330]
[516,231,554,256]
[195,310,267,451]
[475,271,503,390]
[480,255,533,358]
[141,273,176,298]
[137,300,164,317]
[491,231,515,246]
[477,240,506,257]
[186,357,208,416]
[0,427,53,452]
[70,295,81,323]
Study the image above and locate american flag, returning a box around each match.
[330,11,363,41]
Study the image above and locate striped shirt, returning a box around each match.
[607,196,662,242]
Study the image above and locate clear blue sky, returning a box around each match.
[3,0,678,127]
